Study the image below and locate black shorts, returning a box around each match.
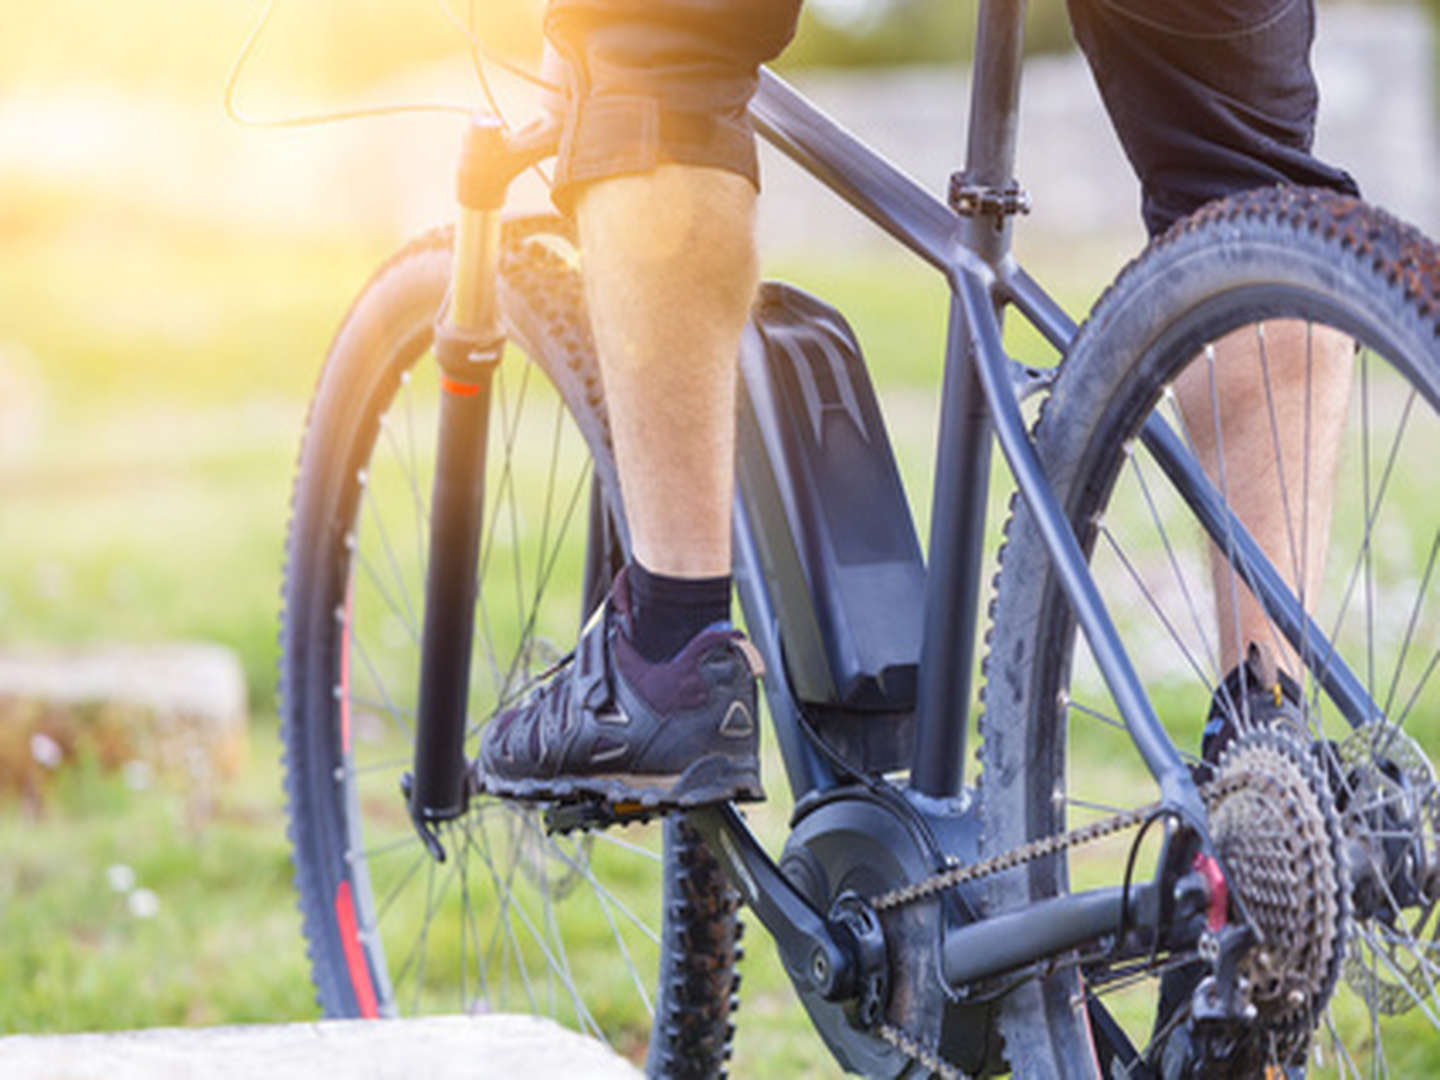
[545,0,1358,235]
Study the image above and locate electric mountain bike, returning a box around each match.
[278,1,1440,1074]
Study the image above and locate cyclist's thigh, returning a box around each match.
[544,0,803,210]
[1067,0,1359,236]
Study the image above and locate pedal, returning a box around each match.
[543,798,657,836]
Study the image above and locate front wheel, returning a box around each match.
[982,189,1440,1077]
[279,219,741,1074]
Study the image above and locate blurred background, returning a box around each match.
[0,0,1435,1073]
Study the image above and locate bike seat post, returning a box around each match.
[408,115,514,848]
[956,0,1028,268]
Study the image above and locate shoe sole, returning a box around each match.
[479,752,764,811]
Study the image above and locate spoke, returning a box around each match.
[525,816,598,1039]
[1164,379,1246,727]
[403,371,429,536]
[1396,647,1440,732]
[1361,351,1377,713]
[409,857,441,1012]
[455,824,492,1009]
[349,633,415,739]
[1064,694,1203,768]
[353,833,423,862]
[503,367,534,653]
[529,831,659,1020]
[1064,796,1130,817]
[471,809,603,1033]
[364,481,422,639]
[1253,322,1306,598]
[1323,1008,1363,1079]
[1353,927,1424,1080]
[1300,329,1318,702]
[1314,385,1418,720]
[348,697,413,720]
[349,754,413,777]
[376,849,428,922]
[1200,344,1251,729]
[1098,521,1213,695]
[474,809,540,1014]
[535,826,662,948]
[486,460,593,729]
[353,544,420,645]
[1384,529,1438,719]
[381,400,428,575]
[526,397,569,638]
[389,851,461,1012]
[595,831,663,863]
[1127,445,1221,683]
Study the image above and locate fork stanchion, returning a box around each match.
[407,117,513,849]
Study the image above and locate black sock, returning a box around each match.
[625,560,732,662]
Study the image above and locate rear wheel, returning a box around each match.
[982,190,1440,1076]
[280,219,741,1074]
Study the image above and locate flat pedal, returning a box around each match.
[543,798,659,836]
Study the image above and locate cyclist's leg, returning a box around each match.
[544,0,798,583]
[1173,322,1352,677]
[478,0,800,806]
[1068,0,1361,677]
[574,165,756,579]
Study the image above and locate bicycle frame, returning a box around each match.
[741,2,1379,815]
[412,0,1387,1026]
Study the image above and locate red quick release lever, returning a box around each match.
[1193,852,1228,931]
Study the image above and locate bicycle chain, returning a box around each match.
[870,798,1165,912]
[878,1020,971,1080]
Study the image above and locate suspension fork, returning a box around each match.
[405,116,550,859]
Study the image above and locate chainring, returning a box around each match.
[1206,727,1350,1065]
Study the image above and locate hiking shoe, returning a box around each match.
[1198,642,1306,773]
[476,568,765,809]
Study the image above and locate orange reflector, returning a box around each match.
[441,375,482,397]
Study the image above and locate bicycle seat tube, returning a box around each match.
[910,0,1027,796]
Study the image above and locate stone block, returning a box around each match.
[0,643,248,810]
[0,1015,642,1080]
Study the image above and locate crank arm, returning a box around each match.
[687,805,855,1002]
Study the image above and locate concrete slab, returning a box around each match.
[0,1015,643,1080]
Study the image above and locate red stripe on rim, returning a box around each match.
[440,375,481,397]
[334,879,380,1018]
[340,589,352,754]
